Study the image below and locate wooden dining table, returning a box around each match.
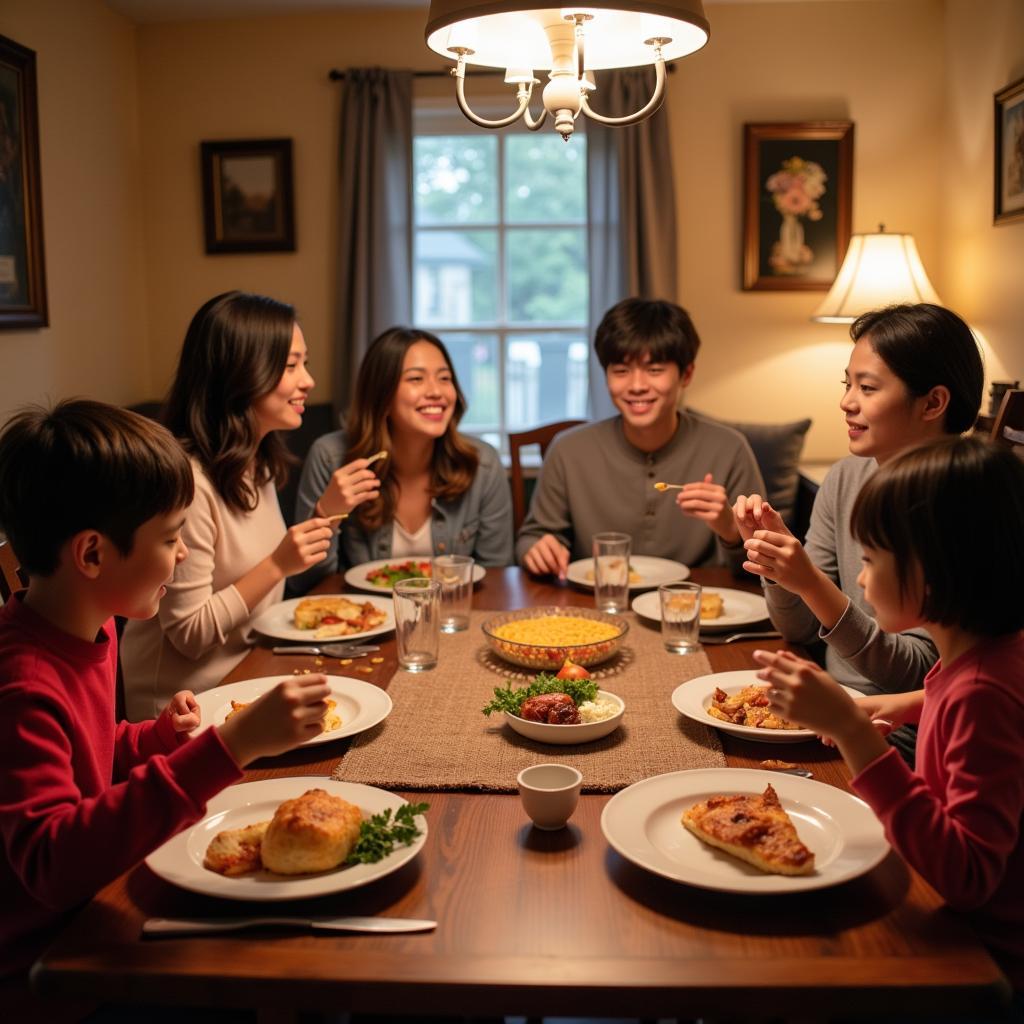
[32,567,1010,1022]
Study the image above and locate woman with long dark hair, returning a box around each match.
[122,291,332,718]
[292,327,512,592]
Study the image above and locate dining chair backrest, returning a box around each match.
[0,540,28,603]
[990,389,1024,457]
[508,420,585,532]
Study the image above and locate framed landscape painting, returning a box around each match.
[742,121,854,291]
[995,76,1024,226]
[201,138,295,253]
[0,33,48,329]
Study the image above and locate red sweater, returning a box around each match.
[0,595,242,975]
[852,631,1024,989]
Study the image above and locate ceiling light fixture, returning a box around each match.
[424,2,710,140]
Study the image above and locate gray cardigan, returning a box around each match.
[764,454,937,695]
[289,430,513,594]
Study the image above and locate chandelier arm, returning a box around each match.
[454,73,534,129]
[579,57,667,126]
[523,104,548,131]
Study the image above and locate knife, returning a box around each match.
[143,915,436,936]
[273,644,381,657]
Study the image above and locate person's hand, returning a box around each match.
[270,518,334,578]
[217,674,332,766]
[732,492,769,544]
[316,457,382,517]
[165,690,200,733]
[741,504,818,593]
[676,473,739,543]
[523,534,570,579]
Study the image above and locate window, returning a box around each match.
[413,104,590,453]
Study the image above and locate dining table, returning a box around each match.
[31,566,1010,1022]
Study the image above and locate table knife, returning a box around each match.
[143,915,436,936]
[273,644,380,657]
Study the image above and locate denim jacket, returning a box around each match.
[288,429,513,595]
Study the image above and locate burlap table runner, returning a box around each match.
[332,609,725,793]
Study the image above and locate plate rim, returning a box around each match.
[344,557,486,593]
[251,593,395,643]
[190,674,393,747]
[566,555,690,591]
[600,766,889,894]
[145,777,426,901]
[631,586,770,632]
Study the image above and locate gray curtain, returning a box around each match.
[586,67,678,418]
[333,68,414,418]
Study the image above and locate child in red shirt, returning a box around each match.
[0,400,332,984]
[754,436,1024,998]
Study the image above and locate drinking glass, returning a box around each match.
[592,532,631,613]
[393,578,441,672]
[659,581,703,654]
[432,554,474,633]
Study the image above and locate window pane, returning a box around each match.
[414,229,498,326]
[506,228,588,324]
[505,332,590,430]
[414,136,498,225]
[505,135,586,223]
[440,332,500,432]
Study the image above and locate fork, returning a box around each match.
[273,644,381,658]
[700,630,782,645]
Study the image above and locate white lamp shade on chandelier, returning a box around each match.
[812,228,942,324]
[424,2,710,139]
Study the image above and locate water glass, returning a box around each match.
[659,581,703,654]
[393,578,441,672]
[516,763,583,831]
[592,531,631,613]
[433,554,474,633]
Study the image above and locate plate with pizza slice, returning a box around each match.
[251,594,394,643]
[601,767,889,894]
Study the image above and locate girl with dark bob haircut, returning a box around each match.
[121,291,333,718]
[732,303,985,763]
[292,326,513,591]
[755,436,1024,991]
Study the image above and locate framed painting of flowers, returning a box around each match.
[742,122,853,291]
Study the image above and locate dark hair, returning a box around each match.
[594,298,701,373]
[164,291,297,513]
[344,326,479,530]
[850,303,984,434]
[851,436,1024,636]
[0,399,194,578]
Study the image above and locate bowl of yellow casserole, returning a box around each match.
[480,606,628,669]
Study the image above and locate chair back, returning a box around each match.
[0,540,28,603]
[508,420,585,532]
[990,389,1024,456]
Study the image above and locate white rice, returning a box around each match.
[577,698,620,723]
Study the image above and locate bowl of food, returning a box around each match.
[480,606,628,669]
[505,689,625,745]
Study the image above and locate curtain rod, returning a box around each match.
[328,64,676,81]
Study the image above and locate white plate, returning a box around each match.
[632,586,769,632]
[567,555,690,591]
[344,558,486,594]
[146,778,427,901]
[503,690,624,745]
[601,767,888,894]
[250,594,394,643]
[672,670,862,744]
[190,675,392,748]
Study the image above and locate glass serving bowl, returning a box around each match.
[480,606,629,669]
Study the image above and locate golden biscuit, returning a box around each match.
[260,788,363,875]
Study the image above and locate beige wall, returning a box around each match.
[3,1,1022,460]
[0,0,149,423]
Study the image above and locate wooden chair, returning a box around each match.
[508,419,585,532]
[0,540,28,602]
[990,388,1024,456]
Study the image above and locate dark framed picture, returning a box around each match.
[742,121,854,291]
[200,138,295,253]
[0,34,47,329]
[994,76,1024,226]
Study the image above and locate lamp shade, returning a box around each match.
[425,1,710,71]
[811,230,941,324]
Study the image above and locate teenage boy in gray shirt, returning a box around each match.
[516,298,764,578]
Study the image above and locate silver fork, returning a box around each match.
[700,630,782,645]
[273,644,381,657]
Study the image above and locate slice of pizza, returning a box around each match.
[681,784,815,876]
[700,591,724,619]
[204,820,270,876]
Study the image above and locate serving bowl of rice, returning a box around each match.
[504,690,625,745]
[480,606,628,669]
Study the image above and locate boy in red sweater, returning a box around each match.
[0,400,331,982]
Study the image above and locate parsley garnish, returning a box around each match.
[346,802,429,865]
[481,673,599,717]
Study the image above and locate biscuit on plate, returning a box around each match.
[260,788,363,875]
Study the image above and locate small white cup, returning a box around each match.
[516,763,583,831]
